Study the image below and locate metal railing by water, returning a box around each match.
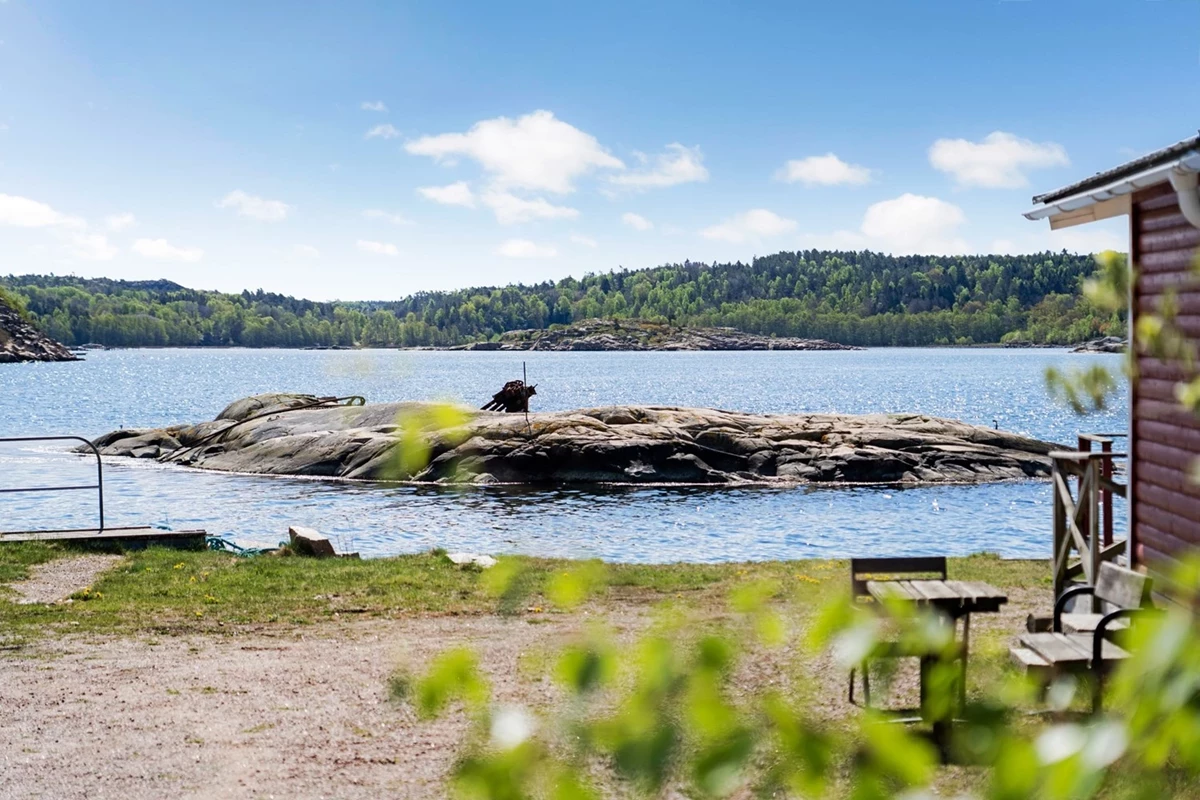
[0,435,104,535]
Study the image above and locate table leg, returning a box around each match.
[959,614,970,713]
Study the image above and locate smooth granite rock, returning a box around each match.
[86,393,1059,487]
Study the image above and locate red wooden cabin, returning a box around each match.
[1025,134,1200,574]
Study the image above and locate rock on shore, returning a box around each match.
[0,298,78,363]
[88,393,1057,487]
[457,319,862,352]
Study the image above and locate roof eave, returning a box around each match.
[1023,151,1200,225]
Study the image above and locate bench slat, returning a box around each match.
[1060,613,1130,635]
[1021,633,1092,664]
[1095,562,1152,610]
[1021,632,1130,666]
[907,580,960,602]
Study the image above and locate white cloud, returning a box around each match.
[775,153,872,186]
[0,193,84,228]
[417,181,476,208]
[496,238,558,258]
[293,244,320,258]
[66,233,117,261]
[570,234,598,248]
[858,193,968,252]
[480,190,578,225]
[803,194,968,254]
[361,101,388,112]
[700,208,796,243]
[216,190,291,222]
[609,143,708,190]
[132,238,204,262]
[622,212,653,231]
[357,239,399,257]
[105,212,136,231]
[405,110,623,194]
[365,123,401,140]
[363,209,414,225]
[929,131,1069,188]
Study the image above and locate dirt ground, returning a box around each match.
[1,614,650,800]
[0,560,1041,800]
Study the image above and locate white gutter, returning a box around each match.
[1024,150,1200,222]
[1168,169,1200,229]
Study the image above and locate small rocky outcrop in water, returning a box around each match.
[1070,336,1126,354]
[0,298,78,363]
[88,393,1058,487]
[457,319,862,352]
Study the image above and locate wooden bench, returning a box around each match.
[1010,562,1153,712]
[848,556,947,707]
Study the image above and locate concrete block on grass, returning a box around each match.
[289,526,336,558]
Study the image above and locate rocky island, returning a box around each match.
[0,297,78,363]
[88,393,1057,486]
[457,319,861,351]
[1070,336,1126,354]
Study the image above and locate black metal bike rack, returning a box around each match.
[0,435,105,535]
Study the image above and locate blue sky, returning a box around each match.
[1,1,1197,300]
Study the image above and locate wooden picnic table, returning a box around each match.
[865,578,1008,752]
[865,579,1008,618]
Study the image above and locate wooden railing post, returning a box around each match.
[1077,436,1091,560]
[1052,456,1067,600]
[1086,457,1101,613]
[1101,439,1113,547]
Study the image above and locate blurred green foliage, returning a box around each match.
[407,560,1200,799]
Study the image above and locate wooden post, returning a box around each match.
[1101,439,1113,547]
[1052,457,1067,600]
[1077,436,1091,560]
[1087,458,1101,613]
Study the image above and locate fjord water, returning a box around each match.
[1,348,1126,562]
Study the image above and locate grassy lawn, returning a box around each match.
[0,542,1048,638]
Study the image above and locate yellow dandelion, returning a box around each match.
[173,563,184,570]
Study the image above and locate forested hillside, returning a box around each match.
[1,250,1124,349]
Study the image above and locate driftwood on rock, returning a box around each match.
[481,380,536,413]
[87,393,1060,488]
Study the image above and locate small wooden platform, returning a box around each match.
[0,526,208,550]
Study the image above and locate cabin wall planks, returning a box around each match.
[1131,183,1200,569]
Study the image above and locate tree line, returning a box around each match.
[1,249,1125,349]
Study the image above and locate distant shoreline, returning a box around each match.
[54,342,1095,352]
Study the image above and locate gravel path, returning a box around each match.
[7,554,125,604]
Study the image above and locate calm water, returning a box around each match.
[0,348,1127,562]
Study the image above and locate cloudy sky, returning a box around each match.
[1,1,1197,300]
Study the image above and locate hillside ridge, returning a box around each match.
[3,248,1124,349]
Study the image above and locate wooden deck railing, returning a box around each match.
[1050,434,1128,611]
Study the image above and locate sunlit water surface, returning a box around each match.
[0,348,1126,562]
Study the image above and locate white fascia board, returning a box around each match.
[1023,151,1200,222]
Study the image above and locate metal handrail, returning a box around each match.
[0,436,104,533]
